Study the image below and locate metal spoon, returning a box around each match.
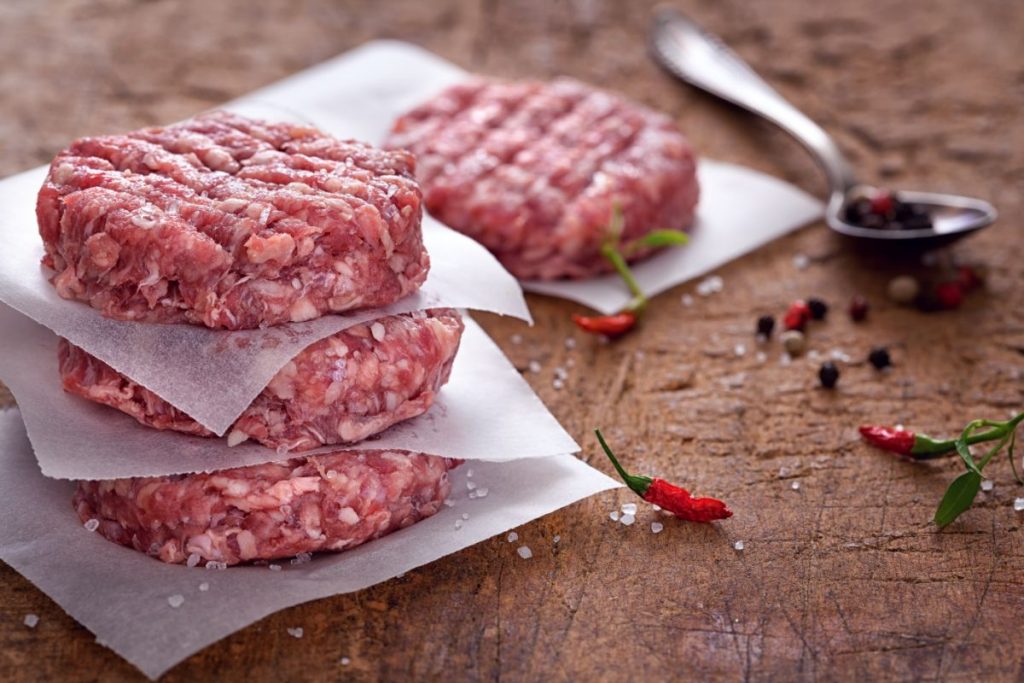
[649,7,997,250]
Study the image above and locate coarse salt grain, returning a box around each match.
[620,513,636,526]
[461,513,470,520]
[1014,498,1024,512]
[528,360,542,374]
[793,254,810,270]
[734,344,746,357]
[199,582,210,592]
[511,334,523,345]
[982,480,994,492]
[621,502,637,515]
[341,657,351,666]
[507,532,519,543]
[791,481,801,491]
[681,294,694,307]
[475,487,489,498]
[186,553,200,568]
[466,468,474,478]
[205,561,227,571]
[696,275,723,296]
[553,378,564,390]
[454,519,463,530]
[651,522,664,534]
[269,564,282,572]
[651,504,661,512]
[466,481,477,491]
[23,614,39,628]
[291,552,313,565]
[609,511,620,522]
[517,546,533,559]
[553,535,561,544]
[167,594,185,609]
[755,351,767,364]
[733,540,745,551]
[83,518,99,532]
[565,337,577,350]
[287,627,304,639]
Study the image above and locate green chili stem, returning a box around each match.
[600,243,646,308]
[594,429,651,496]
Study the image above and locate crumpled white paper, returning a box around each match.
[0,304,579,479]
[0,165,529,436]
[0,409,619,680]
[229,40,824,315]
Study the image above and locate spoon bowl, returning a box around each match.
[828,187,998,251]
[649,7,997,249]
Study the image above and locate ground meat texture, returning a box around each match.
[74,450,459,565]
[38,111,429,329]
[385,77,699,280]
[58,310,464,452]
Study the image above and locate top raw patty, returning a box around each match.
[38,112,429,329]
[385,77,699,280]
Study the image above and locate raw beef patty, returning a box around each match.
[59,310,464,452]
[75,450,459,565]
[38,111,429,329]
[385,77,699,280]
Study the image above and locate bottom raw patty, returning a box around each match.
[74,450,459,565]
[59,309,464,452]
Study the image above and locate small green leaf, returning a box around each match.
[934,471,982,528]
[632,229,689,249]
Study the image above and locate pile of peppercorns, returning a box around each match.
[756,295,892,390]
[843,188,933,232]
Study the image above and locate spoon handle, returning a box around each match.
[649,7,856,198]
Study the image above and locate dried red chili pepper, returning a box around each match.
[572,312,637,337]
[859,425,957,460]
[595,429,732,523]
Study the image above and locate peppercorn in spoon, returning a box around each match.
[649,8,997,250]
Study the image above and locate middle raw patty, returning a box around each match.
[58,309,464,452]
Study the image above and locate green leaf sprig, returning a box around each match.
[934,411,1024,527]
[600,204,688,314]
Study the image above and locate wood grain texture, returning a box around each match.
[2,0,1023,680]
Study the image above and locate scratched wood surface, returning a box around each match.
[2,1,1023,680]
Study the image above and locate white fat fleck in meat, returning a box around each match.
[285,181,315,194]
[289,297,319,322]
[337,507,360,525]
[130,211,158,229]
[370,322,387,342]
[235,530,259,560]
[217,197,249,213]
[202,147,240,173]
[52,162,75,184]
[226,429,250,447]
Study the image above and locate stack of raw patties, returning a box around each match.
[37,111,468,566]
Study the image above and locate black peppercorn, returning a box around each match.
[818,362,840,389]
[868,347,891,370]
[756,315,775,338]
[807,298,828,320]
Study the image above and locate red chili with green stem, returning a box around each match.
[860,412,1024,527]
[595,429,732,523]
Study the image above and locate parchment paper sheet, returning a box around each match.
[0,304,579,479]
[0,409,619,679]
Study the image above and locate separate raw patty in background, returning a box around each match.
[385,77,699,280]
[75,450,460,565]
[59,310,464,452]
[38,111,429,329]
